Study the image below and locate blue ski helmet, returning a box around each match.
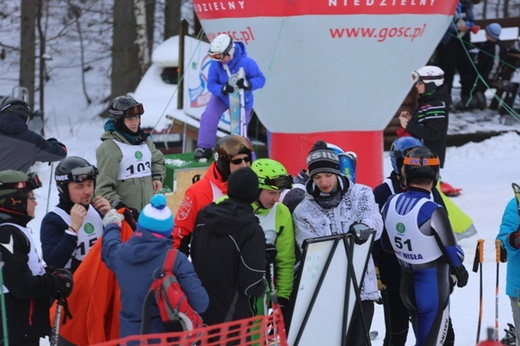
[389,137,424,175]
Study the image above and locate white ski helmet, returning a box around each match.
[208,34,235,60]
[412,65,445,87]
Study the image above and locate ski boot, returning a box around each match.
[194,147,213,161]
[501,323,517,345]
[440,181,462,197]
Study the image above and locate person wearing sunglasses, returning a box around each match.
[174,135,254,256]
[0,170,73,346]
[194,34,265,161]
[95,95,165,215]
[250,158,295,328]
[0,96,67,172]
[40,156,112,274]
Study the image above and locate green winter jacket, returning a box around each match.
[95,127,165,212]
[253,201,295,300]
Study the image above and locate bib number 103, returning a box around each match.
[126,161,151,175]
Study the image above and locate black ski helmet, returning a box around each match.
[214,135,253,180]
[108,95,144,132]
[55,157,98,198]
[0,96,31,122]
[403,147,440,183]
[0,170,42,216]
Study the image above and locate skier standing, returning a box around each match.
[293,140,383,346]
[40,157,111,273]
[174,135,253,256]
[250,158,295,327]
[102,194,208,337]
[191,168,266,326]
[497,190,520,345]
[381,147,469,346]
[373,137,455,346]
[194,34,265,161]
[96,95,165,214]
[0,170,73,345]
[0,97,67,172]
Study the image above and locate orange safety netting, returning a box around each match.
[91,305,288,346]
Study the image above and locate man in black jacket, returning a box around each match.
[0,97,67,172]
[0,170,73,345]
[191,167,266,326]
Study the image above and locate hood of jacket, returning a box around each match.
[0,111,27,135]
[199,198,258,237]
[119,227,172,264]
[227,41,247,70]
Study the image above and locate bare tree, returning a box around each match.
[112,0,141,100]
[134,0,150,75]
[19,0,36,108]
[145,0,155,60]
[164,0,181,39]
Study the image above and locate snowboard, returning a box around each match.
[228,67,246,136]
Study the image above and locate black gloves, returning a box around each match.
[266,243,277,264]
[51,268,74,298]
[221,83,234,96]
[348,222,373,245]
[115,202,140,221]
[236,78,251,91]
[451,264,469,288]
[48,137,67,151]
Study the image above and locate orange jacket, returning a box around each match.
[173,162,227,252]
[50,210,134,345]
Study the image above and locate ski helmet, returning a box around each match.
[55,156,98,196]
[0,97,31,122]
[389,137,424,175]
[108,95,144,131]
[403,147,440,183]
[214,135,253,179]
[208,34,235,60]
[0,170,42,215]
[412,66,445,88]
[251,159,293,191]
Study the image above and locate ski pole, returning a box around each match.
[473,239,485,345]
[46,162,55,213]
[495,239,501,341]
[0,254,8,346]
[50,296,63,346]
[238,67,247,137]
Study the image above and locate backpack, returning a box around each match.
[141,249,204,334]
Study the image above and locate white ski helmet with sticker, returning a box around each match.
[208,34,235,60]
[412,65,445,87]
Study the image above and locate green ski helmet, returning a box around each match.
[0,170,42,216]
[250,158,293,191]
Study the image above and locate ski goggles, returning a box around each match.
[0,173,42,194]
[56,165,99,184]
[259,175,294,190]
[109,103,144,118]
[208,52,226,61]
[411,71,444,84]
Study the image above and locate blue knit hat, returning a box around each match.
[137,195,174,237]
[485,23,501,40]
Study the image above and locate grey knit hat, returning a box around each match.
[306,140,341,177]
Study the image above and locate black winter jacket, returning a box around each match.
[191,198,266,326]
[0,111,67,172]
[0,210,63,344]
